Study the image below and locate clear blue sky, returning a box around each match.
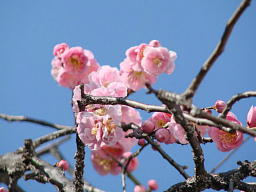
[0,1,255,191]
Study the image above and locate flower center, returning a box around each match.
[157,119,167,128]
[219,131,237,144]
[153,58,162,66]
[95,108,107,116]
[105,118,117,134]
[70,55,82,70]
[95,155,112,171]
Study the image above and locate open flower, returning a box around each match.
[141,46,176,75]
[209,112,243,152]
[76,105,123,150]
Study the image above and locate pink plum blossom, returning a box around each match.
[53,43,69,57]
[121,106,142,126]
[134,185,146,192]
[148,179,159,191]
[120,59,156,91]
[89,65,122,88]
[62,47,88,73]
[51,44,99,89]
[214,100,226,113]
[125,43,148,63]
[150,112,172,129]
[141,46,176,75]
[168,122,188,144]
[91,143,138,175]
[208,112,243,152]
[247,106,256,128]
[91,148,121,175]
[122,152,139,172]
[76,105,124,150]
[56,160,69,171]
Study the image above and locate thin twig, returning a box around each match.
[124,143,149,174]
[210,136,251,173]
[145,136,190,179]
[17,128,76,152]
[184,0,251,99]
[121,169,127,192]
[220,91,256,118]
[0,113,73,130]
[36,136,71,156]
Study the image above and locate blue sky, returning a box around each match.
[0,0,255,191]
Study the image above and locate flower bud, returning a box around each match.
[141,120,155,133]
[214,100,226,113]
[148,179,159,190]
[155,128,171,143]
[138,139,146,146]
[247,106,256,128]
[134,185,146,192]
[56,160,69,171]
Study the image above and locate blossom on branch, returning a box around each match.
[208,112,243,152]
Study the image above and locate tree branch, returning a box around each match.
[184,0,251,99]
[145,136,190,179]
[220,91,256,118]
[165,160,256,192]
[0,113,73,130]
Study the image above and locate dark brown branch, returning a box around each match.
[165,161,256,192]
[73,134,85,192]
[220,91,256,118]
[184,0,251,99]
[151,89,207,176]
[0,113,73,130]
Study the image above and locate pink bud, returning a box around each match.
[141,120,155,133]
[155,128,171,143]
[134,185,146,192]
[247,106,256,128]
[56,160,69,171]
[122,152,139,172]
[214,100,226,113]
[148,179,159,190]
[149,40,161,47]
[138,139,146,146]
[0,187,8,192]
[53,43,69,57]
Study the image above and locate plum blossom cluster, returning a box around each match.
[51,43,99,89]
[50,42,255,186]
[120,40,176,91]
[51,40,177,176]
